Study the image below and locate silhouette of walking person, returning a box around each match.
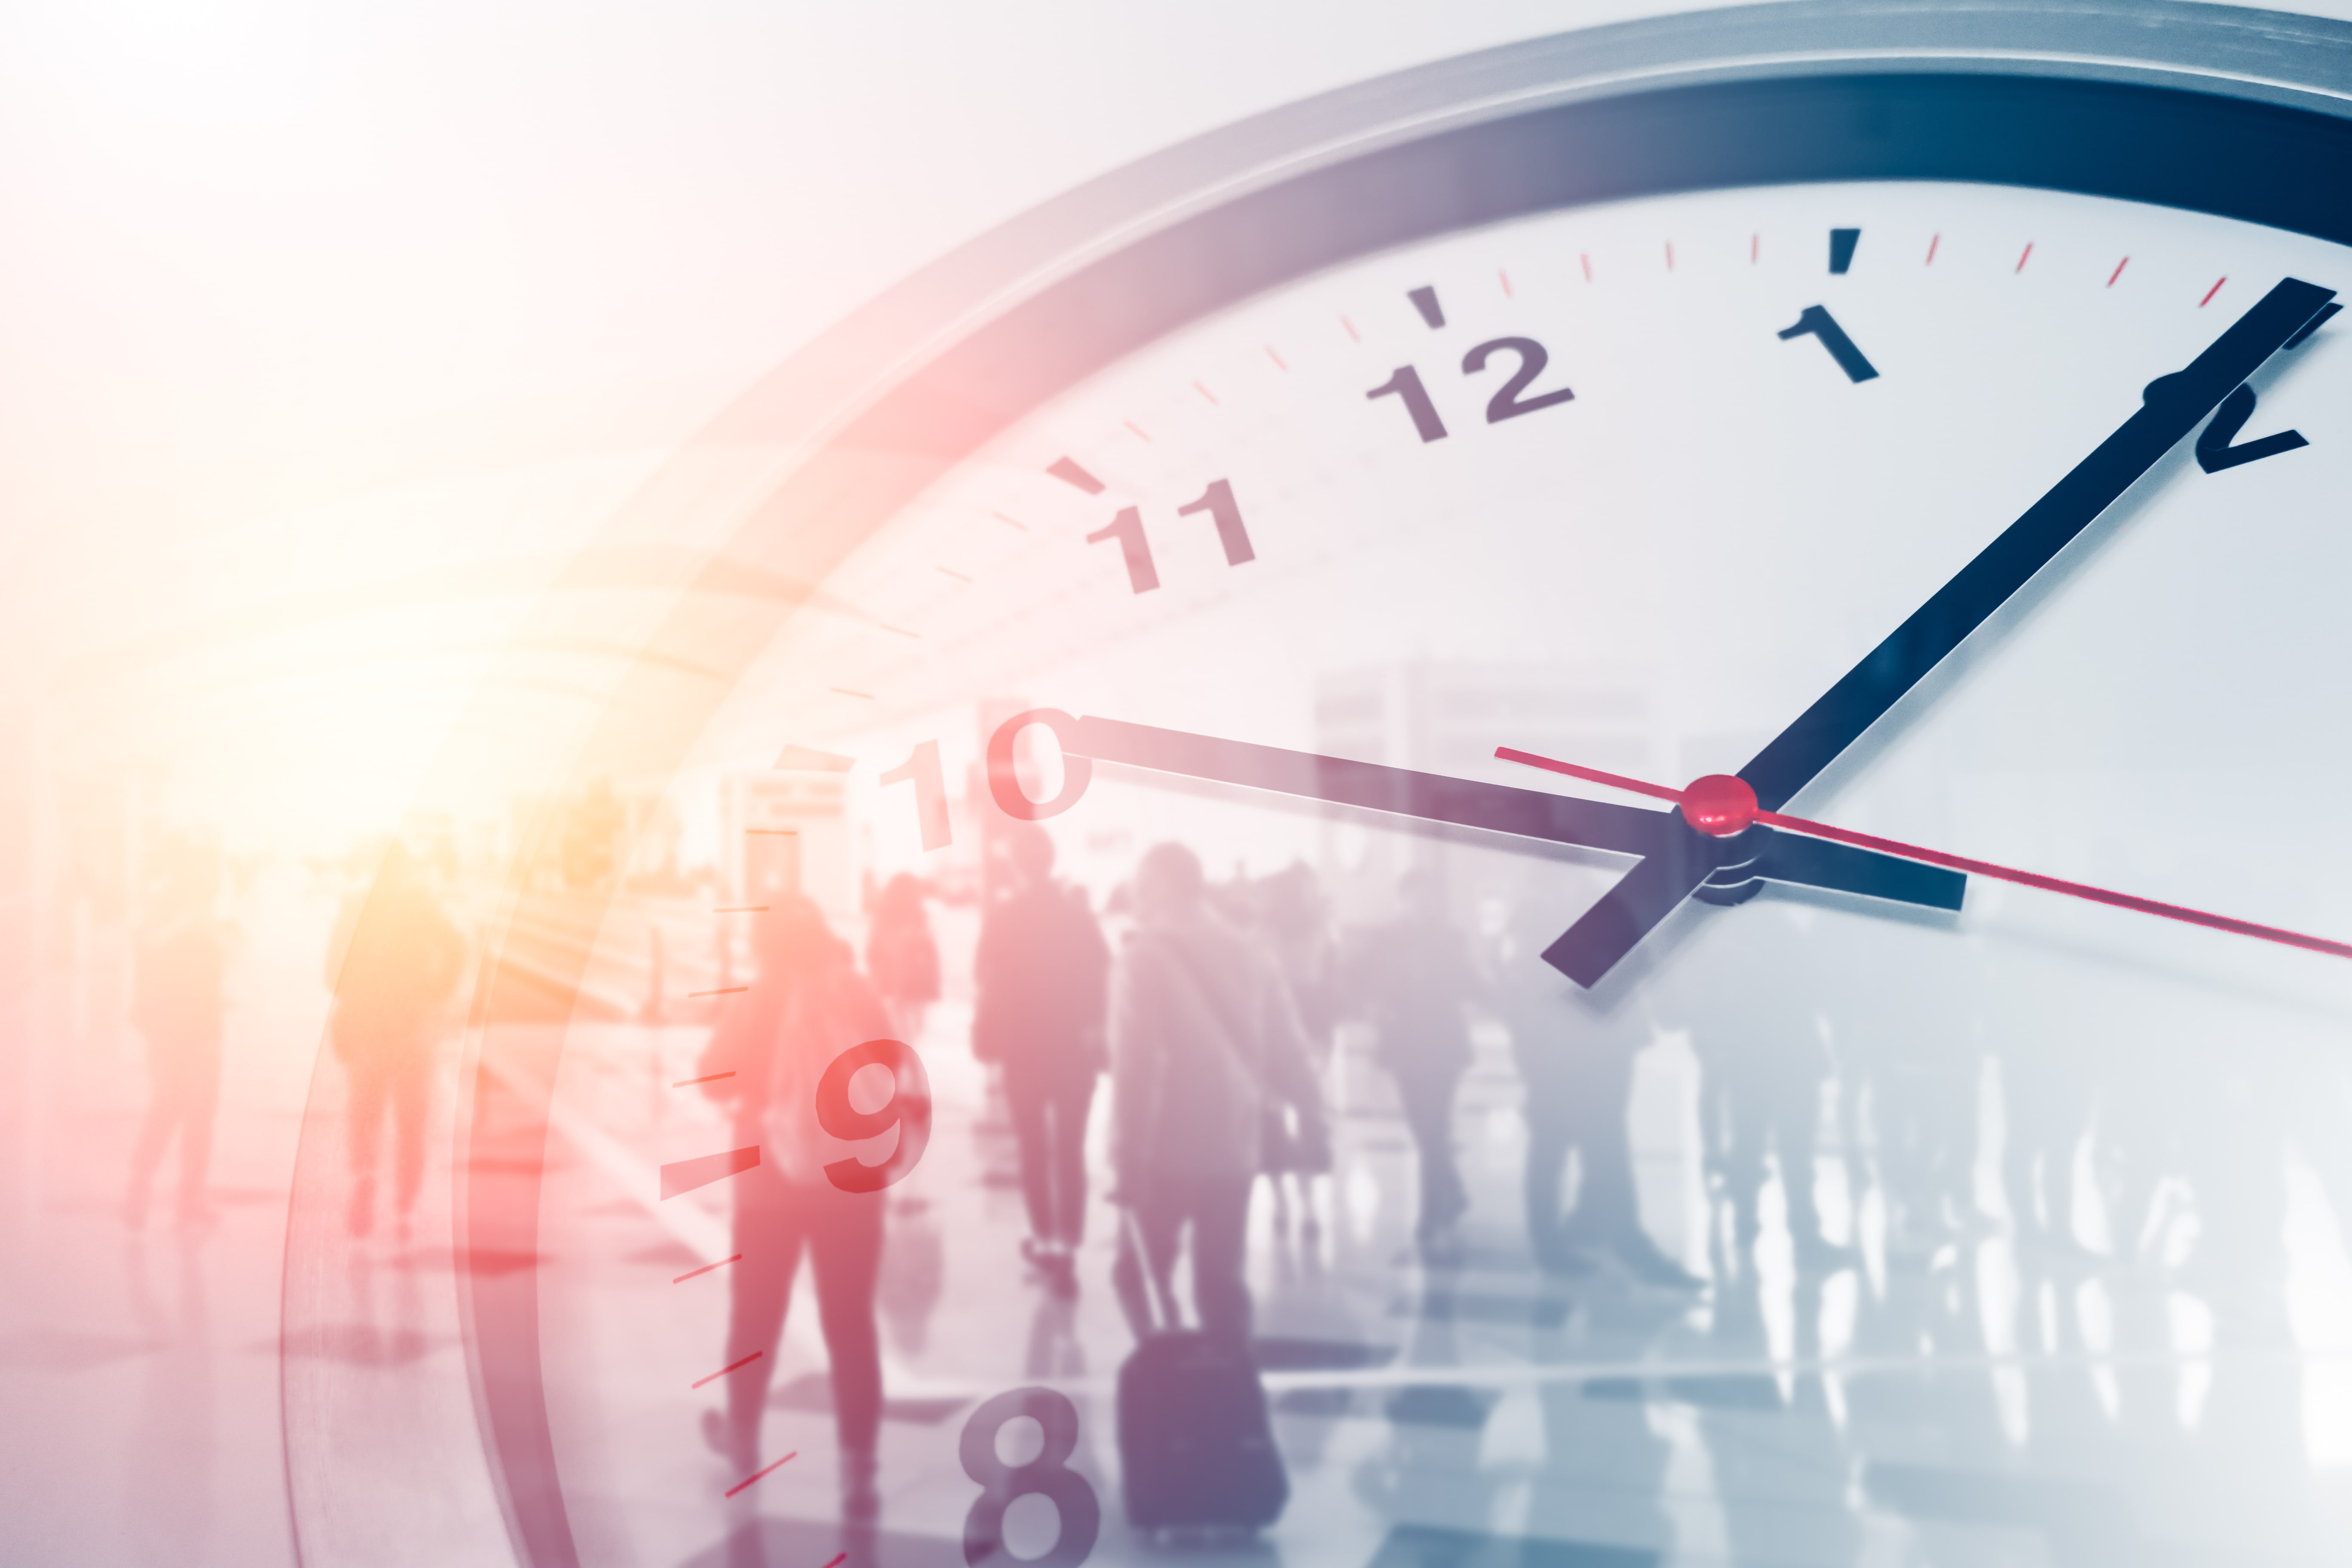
[123,842,232,1229]
[697,897,890,1520]
[1674,901,1850,1276]
[1255,864,1337,1236]
[325,844,466,1241]
[864,872,940,1047]
[1109,842,1326,1347]
[1353,868,1483,1248]
[972,824,1109,1292]
[1499,900,1699,1287]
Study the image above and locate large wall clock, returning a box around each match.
[286,3,2352,1564]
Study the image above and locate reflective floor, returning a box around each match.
[9,871,2352,1565]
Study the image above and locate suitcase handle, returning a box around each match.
[1118,1204,1186,1334]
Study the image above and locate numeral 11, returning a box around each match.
[1086,479,1256,595]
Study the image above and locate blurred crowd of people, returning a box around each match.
[106,815,2352,1527]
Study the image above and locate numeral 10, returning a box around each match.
[1087,479,1254,596]
[881,710,1093,853]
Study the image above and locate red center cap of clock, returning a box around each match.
[1681,773,1759,837]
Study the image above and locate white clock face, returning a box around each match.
[744,176,2352,1002]
[499,177,2352,1565]
[277,23,2352,1566]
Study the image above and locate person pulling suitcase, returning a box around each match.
[1105,842,1321,1539]
[1115,1207,1288,1540]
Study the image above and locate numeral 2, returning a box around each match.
[1367,336,1576,442]
[1087,480,1255,595]
[1463,336,1576,420]
[2196,383,2308,472]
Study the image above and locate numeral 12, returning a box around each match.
[1367,336,1576,443]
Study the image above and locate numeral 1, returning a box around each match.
[1366,365,1448,441]
[1776,305,1879,383]
[1085,506,1159,594]
[880,740,951,850]
[1175,479,1254,564]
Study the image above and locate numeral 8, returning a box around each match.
[960,1387,1100,1568]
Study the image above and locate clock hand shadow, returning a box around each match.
[1782,364,2310,817]
[1761,876,1963,934]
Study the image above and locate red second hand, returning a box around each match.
[1494,745,2352,963]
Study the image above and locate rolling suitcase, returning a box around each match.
[1114,1211,1289,1536]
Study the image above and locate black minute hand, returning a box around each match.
[1547,275,2338,987]
[1068,715,1962,910]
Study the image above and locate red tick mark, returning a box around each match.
[879,625,919,640]
[821,1555,848,1568]
[1750,233,1759,263]
[1192,380,1219,405]
[1122,420,1151,441]
[673,1253,744,1284]
[1340,315,1360,342]
[1664,241,1675,271]
[2201,276,2227,307]
[1498,268,1513,297]
[1925,233,1939,265]
[724,1451,797,1499]
[830,688,875,700]
[2107,257,2129,287]
[989,510,1029,532]
[935,566,972,584]
[1263,344,1287,371]
[2015,242,2034,273]
[1580,253,1593,282]
[688,987,748,999]
[674,1072,735,1088]
[692,1351,763,1391]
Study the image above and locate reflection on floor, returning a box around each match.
[524,991,2352,1568]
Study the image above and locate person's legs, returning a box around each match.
[1719,1065,1768,1256]
[1046,1076,1096,1247]
[1558,1050,1641,1246]
[713,1164,807,1467]
[1395,1061,1467,1236]
[175,1045,223,1219]
[808,1181,886,1510]
[1003,1066,1056,1247]
[1774,1066,1828,1247]
[1185,1171,1257,1348]
[124,1050,185,1225]
[346,1061,389,1235]
[1521,1104,1571,1259]
[389,1057,431,1224]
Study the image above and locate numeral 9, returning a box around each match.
[814,1038,931,1193]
